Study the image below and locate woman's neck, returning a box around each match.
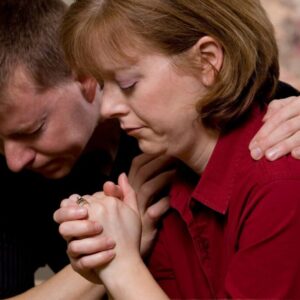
[177,126,218,175]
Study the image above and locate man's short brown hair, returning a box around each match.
[0,0,72,95]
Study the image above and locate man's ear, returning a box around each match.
[191,36,223,86]
[76,74,97,103]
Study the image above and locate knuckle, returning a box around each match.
[292,146,300,159]
[80,220,98,233]
[91,201,105,215]
[290,117,300,132]
[131,155,143,168]
[79,256,94,270]
[58,223,68,235]
[140,184,151,197]
[277,134,299,153]
[280,118,300,137]
[103,236,114,248]
[268,99,281,109]
[280,121,293,135]
[101,249,114,261]
[134,166,148,180]
[256,129,269,142]
[146,206,161,221]
[67,241,79,257]
[106,197,119,210]
[59,199,69,207]
[92,191,105,199]
[83,221,94,232]
[289,132,300,148]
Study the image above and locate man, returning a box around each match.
[1,0,298,299]
[0,0,171,299]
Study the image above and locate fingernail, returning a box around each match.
[93,222,102,231]
[249,140,258,150]
[251,147,263,160]
[106,238,116,248]
[292,148,300,159]
[266,148,279,161]
[105,249,116,259]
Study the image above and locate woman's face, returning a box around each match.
[99,51,207,158]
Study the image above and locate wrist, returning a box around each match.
[99,256,169,300]
[100,255,144,284]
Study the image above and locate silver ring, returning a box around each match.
[76,196,89,207]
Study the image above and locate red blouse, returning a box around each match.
[147,107,300,299]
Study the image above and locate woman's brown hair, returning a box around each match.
[61,0,279,132]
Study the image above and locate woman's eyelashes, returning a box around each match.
[119,80,137,91]
[97,79,137,92]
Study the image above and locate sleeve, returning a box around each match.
[225,179,300,299]
[0,230,35,297]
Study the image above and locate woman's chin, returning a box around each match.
[138,140,166,156]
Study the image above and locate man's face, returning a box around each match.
[0,67,100,178]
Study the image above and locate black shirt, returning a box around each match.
[0,133,139,297]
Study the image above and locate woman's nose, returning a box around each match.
[100,90,130,120]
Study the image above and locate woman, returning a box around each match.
[54,0,300,298]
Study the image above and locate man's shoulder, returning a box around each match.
[274,81,300,99]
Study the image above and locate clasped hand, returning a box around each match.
[53,154,175,285]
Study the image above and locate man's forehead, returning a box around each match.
[0,71,45,137]
[0,65,37,110]
[7,66,38,96]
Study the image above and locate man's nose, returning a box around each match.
[3,140,35,172]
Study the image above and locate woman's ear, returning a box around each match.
[191,36,223,86]
[75,74,97,103]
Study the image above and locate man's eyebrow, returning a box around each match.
[6,117,45,138]
[6,127,33,138]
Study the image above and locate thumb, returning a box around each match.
[103,181,123,199]
[118,173,139,213]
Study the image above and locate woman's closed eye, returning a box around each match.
[119,80,137,91]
